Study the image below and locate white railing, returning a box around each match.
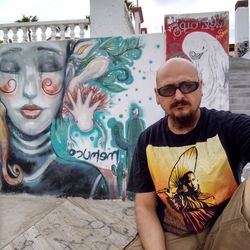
[0,18,90,44]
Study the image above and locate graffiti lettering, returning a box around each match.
[170,16,226,37]
[179,21,199,32]
[69,148,119,164]
[201,17,225,30]
[172,21,199,37]
[216,29,228,40]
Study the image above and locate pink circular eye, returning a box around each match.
[42,78,62,95]
[0,79,17,93]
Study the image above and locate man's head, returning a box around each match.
[155,58,202,131]
[179,171,199,193]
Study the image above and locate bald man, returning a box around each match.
[125,58,250,250]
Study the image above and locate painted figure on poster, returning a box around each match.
[182,31,229,110]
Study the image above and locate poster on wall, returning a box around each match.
[165,11,229,110]
[0,33,165,199]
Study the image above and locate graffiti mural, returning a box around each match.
[0,34,165,198]
[236,40,249,58]
[165,12,229,110]
[235,1,249,58]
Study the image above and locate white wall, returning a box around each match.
[235,5,249,57]
[235,6,249,43]
[90,0,135,37]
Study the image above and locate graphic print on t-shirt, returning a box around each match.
[146,135,238,234]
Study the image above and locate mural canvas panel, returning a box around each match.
[165,11,229,110]
[0,33,165,199]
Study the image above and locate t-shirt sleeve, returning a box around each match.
[127,133,155,193]
[232,113,250,162]
[218,111,250,177]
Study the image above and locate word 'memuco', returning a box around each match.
[69,148,119,164]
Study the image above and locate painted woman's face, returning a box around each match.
[0,41,68,135]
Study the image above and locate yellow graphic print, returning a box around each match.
[146,135,238,234]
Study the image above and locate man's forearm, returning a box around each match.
[136,207,166,250]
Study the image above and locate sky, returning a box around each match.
[0,0,244,43]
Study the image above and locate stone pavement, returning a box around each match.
[0,194,136,250]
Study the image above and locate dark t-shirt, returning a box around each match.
[127,108,250,234]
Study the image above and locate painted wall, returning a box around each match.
[165,12,229,111]
[0,34,165,199]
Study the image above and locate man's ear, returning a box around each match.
[199,79,203,87]
[199,80,203,95]
[154,88,160,105]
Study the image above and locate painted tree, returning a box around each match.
[15,15,39,42]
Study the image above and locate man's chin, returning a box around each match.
[171,111,196,127]
[172,109,190,119]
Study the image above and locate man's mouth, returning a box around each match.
[171,101,190,109]
[20,104,42,119]
[176,103,186,108]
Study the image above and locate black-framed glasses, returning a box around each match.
[157,81,199,97]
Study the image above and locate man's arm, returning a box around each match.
[135,191,166,250]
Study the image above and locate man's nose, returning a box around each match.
[23,66,39,99]
[174,88,185,99]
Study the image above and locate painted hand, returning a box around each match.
[65,87,101,132]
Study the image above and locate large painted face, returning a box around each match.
[0,41,68,136]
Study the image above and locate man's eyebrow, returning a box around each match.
[0,47,22,56]
[37,46,61,55]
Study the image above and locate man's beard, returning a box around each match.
[172,112,196,128]
[170,100,198,129]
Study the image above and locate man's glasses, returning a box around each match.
[157,81,199,97]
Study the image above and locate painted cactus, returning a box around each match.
[108,104,146,197]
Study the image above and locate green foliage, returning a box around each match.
[100,36,142,65]
[96,36,143,91]
[15,15,39,23]
[68,36,144,93]
[15,15,39,42]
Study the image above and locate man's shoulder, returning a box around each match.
[201,107,250,134]
[135,117,166,146]
[140,117,166,135]
[201,107,244,121]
